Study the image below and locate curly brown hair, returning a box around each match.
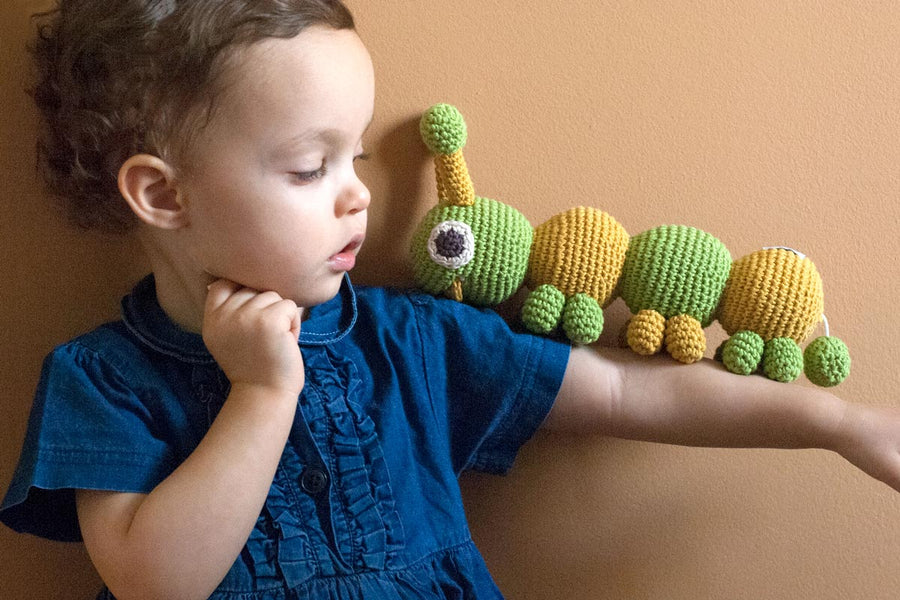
[31,0,355,233]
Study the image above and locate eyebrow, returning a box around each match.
[272,118,374,157]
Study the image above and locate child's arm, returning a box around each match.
[76,280,305,600]
[545,346,900,491]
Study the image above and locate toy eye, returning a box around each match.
[427,220,475,269]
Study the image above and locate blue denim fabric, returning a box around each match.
[1,275,570,599]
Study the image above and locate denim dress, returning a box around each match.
[1,275,570,599]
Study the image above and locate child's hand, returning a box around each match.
[832,403,900,492]
[202,279,305,397]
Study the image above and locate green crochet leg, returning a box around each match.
[762,338,803,383]
[562,293,604,345]
[522,284,566,335]
[721,330,764,376]
[804,336,851,387]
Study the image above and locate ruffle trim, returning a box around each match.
[210,540,498,600]
[305,347,406,571]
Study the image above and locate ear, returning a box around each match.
[118,154,188,229]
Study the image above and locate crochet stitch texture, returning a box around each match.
[718,248,824,343]
[621,225,732,327]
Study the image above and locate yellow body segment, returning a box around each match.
[527,207,630,305]
[718,248,824,343]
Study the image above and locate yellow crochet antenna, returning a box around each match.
[419,104,475,207]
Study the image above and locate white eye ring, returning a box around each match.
[427,220,475,269]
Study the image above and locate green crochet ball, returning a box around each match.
[804,336,851,387]
[620,225,732,326]
[722,330,764,376]
[410,197,533,306]
[561,293,604,345]
[763,338,804,383]
[420,104,467,155]
[522,284,566,334]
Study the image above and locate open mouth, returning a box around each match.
[329,235,365,271]
[341,236,364,254]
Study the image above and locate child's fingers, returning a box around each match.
[242,290,293,312]
[256,297,303,338]
[205,278,242,311]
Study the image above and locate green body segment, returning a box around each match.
[620,225,732,326]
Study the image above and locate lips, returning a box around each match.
[328,235,365,271]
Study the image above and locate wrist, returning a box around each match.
[817,393,856,455]
[227,381,302,410]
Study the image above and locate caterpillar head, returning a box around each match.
[410,104,533,306]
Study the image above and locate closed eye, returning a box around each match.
[291,163,327,184]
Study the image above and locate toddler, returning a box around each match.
[3,1,900,599]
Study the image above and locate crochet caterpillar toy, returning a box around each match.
[411,104,850,386]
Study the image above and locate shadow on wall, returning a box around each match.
[354,115,433,288]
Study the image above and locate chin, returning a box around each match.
[290,279,344,308]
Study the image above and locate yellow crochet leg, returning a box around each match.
[664,314,706,364]
[626,309,666,356]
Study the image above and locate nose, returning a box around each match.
[337,173,370,216]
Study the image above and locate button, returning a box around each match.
[300,467,329,496]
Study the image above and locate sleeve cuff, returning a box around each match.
[468,337,571,475]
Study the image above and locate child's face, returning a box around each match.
[176,26,374,308]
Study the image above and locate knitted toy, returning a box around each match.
[621,225,732,364]
[412,104,533,306]
[411,103,850,386]
[715,247,851,386]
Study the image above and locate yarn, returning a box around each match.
[722,330,764,376]
[521,284,566,335]
[411,199,533,306]
[664,314,706,364]
[411,103,850,385]
[561,293,604,345]
[804,336,851,387]
[620,225,731,327]
[527,207,630,307]
[420,103,467,155]
[626,309,666,356]
[718,248,823,343]
[434,150,476,207]
[421,104,475,207]
[412,104,532,306]
[762,338,804,382]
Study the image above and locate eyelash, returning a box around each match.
[291,154,370,184]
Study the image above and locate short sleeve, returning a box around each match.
[1,341,177,542]
[410,294,570,476]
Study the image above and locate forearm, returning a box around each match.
[547,346,847,451]
[78,384,297,600]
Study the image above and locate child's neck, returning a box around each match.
[141,239,211,334]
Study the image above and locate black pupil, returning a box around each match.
[435,229,468,258]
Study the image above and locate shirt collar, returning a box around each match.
[121,274,358,365]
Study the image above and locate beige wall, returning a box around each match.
[2,1,899,598]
